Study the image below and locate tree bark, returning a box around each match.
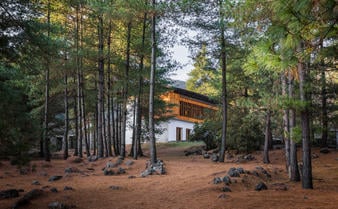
[133,4,148,159]
[288,71,300,181]
[120,21,132,159]
[149,0,157,165]
[97,15,105,158]
[218,0,227,162]
[43,0,51,162]
[63,71,69,160]
[106,20,113,157]
[320,42,328,148]
[298,42,313,189]
[75,4,83,158]
[263,110,271,164]
[281,73,290,171]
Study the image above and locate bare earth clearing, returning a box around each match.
[1,144,338,209]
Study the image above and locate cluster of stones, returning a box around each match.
[213,166,285,193]
[103,158,133,176]
[140,159,166,177]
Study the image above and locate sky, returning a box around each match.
[170,44,193,81]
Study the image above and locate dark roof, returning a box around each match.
[173,88,218,105]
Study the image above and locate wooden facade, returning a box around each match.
[161,88,218,123]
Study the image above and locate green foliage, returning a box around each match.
[227,108,264,153]
[291,126,302,144]
[189,120,221,150]
[186,44,219,97]
[0,64,38,164]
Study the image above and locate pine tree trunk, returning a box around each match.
[79,11,90,157]
[281,73,290,171]
[106,20,113,157]
[263,110,271,164]
[288,71,300,181]
[134,3,147,159]
[298,42,313,189]
[73,85,78,156]
[149,0,157,165]
[320,45,328,148]
[218,0,227,162]
[43,0,51,162]
[120,21,132,159]
[76,4,83,158]
[63,72,69,160]
[97,15,105,158]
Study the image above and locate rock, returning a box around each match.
[140,169,152,177]
[64,186,73,191]
[0,189,20,199]
[103,169,115,176]
[222,176,231,185]
[116,158,123,165]
[125,160,134,166]
[48,201,76,209]
[50,188,58,193]
[218,193,228,199]
[106,161,118,169]
[237,167,245,174]
[109,185,121,190]
[256,167,271,178]
[32,180,40,185]
[48,201,65,209]
[65,167,80,173]
[228,167,240,177]
[19,168,29,175]
[128,175,136,179]
[117,167,126,175]
[213,177,223,184]
[88,155,98,162]
[141,160,166,177]
[255,182,268,191]
[251,170,259,177]
[311,153,319,159]
[222,186,232,192]
[184,146,203,156]
[203,153,210,159]
[320,147,330,154]
[211,153,219,162]
[243,154,255,161]
[49,175,63,182]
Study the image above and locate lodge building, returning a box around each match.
[126,86,218,144]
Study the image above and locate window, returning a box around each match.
[179,101,205,119]
[186,129,191,141]
[176,127,182,141]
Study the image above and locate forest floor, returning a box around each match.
[1,143,338,209]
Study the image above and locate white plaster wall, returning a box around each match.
[167,119,195,142]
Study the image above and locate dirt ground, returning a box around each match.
[1,144,338,209]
